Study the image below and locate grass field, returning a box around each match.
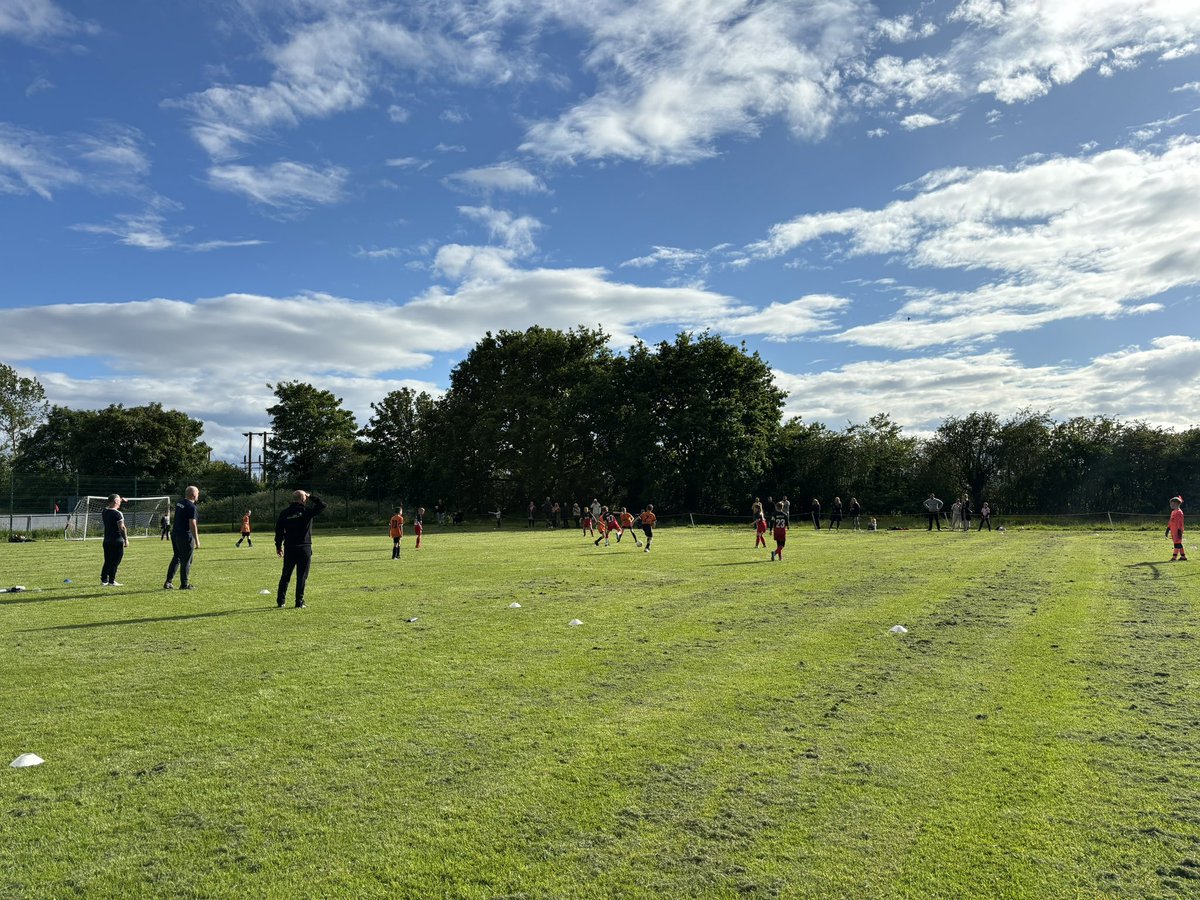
[2,523,1199,898]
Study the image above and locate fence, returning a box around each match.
[0,471,1177,536]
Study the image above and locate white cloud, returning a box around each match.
[621,246,706,269]
[0,122,81,198]
[522,0,871,163]
[445,162,547,193]
[25,75,54,96]
[872,15,938,44]
[749,137,1200,349]
[384,156,430,170]
[774,337,1200,432]
[716,295,850,341]
[354,246,404,259]
[173,8,521,159]
[899,112,954,130]
[866,127,888,138]
[0,121,155,200]
[208,160,348,207]
[0,0,88,42]
[457,205,542,256]
[1173,81,1200,94]
[387,103,410,122]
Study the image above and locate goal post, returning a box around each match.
[65,495,172,541]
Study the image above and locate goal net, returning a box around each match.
[65,496,172,541]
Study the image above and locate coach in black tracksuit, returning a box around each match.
[275,490,326,609]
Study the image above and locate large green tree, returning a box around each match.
[358,387,437,501]
[648,332,784,511]
[432,326,613,510]
[15,403,208,481]
[0,364,48,458]
[265,381,359,487]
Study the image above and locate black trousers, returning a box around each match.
[927,512,941,530]
[166,532,194,585]
[101,541,124,583]
[278,546,313,605]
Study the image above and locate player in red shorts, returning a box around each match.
[414,507,425,550]
[1168,495,1187,561]
[582,508,595,536]
[770,501,789,561]
[754,510,767,548]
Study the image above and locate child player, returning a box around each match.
[594,506,621,547]
[582,506,595,537]
[639,504,657,552]
[236,509,253,548]
[618,507,642,547]
[770,501,789,562]
[754,508,767,548]
[389,506,404,559]
[1168,495,1187,561]
[414,507,425,550]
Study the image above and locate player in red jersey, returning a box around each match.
[1168,495,1187,561]
[754,510,767,548]
[769,501,789,562]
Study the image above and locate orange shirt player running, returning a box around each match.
[638,505,657,552]
[389,507,405,560]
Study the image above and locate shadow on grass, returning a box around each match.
[0,588,166,606]
[703,559,768,567]
[21,607,276,632]
[1125,561,1198,579]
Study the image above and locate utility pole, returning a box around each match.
[243,431,272,481]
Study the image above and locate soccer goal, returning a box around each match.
[65,496,172,540]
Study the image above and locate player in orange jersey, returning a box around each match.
[639,505,657,552]
[618,507,642,547]
[236,509,253,548]
[389,506,405,559]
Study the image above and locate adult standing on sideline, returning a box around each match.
[275,490,327,609]
[830,497,843,530]
[164,486,201,590]
[849,497,862,530]
[527,501,537,528]
[810,497,821,530]
[923,493,943,531]
[101,494,128,586]
[961,496,972,531]
[950,498,963,531]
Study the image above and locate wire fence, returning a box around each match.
[0,471,1176,537]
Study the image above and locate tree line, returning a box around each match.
[3,332,1198,517]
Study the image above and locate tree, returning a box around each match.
[931,412,1003,505]
[0,364,48,458]
[265,382,359,486]
[14,403,208,481]
[650,332,784,511]
[359,387,436,501]
[432,326,614,510]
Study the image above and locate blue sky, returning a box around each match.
[3,0,1199,460]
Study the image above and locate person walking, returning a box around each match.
[100,493,128,586]
[164,486,201,590]
[275,490,327,609]
[923,493,943,531]
[236,508,253,547]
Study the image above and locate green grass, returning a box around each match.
[2,524,1199,898]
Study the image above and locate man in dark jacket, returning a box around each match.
[275,490,327,609]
